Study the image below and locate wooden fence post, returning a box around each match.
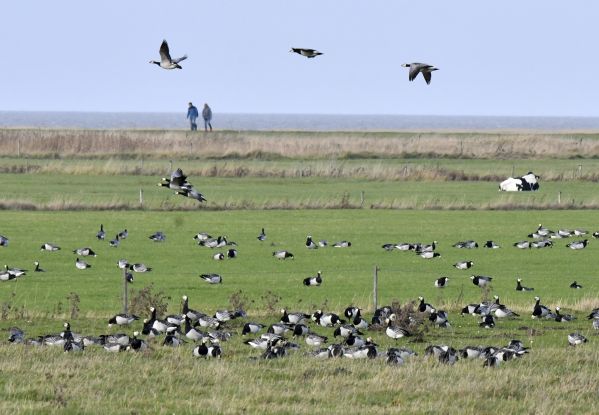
[373,265,379,311]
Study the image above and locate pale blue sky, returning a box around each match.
[2,1,597,116]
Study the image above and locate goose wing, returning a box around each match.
[159,40,173,63]
[172,55,188,64]
[408,63,422,81]
[422,70,432,84]
[170,168,188,186]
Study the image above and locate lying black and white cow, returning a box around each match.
[499,172,540,191]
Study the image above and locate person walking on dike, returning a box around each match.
[187,102,199,131]
[202,103,213,132]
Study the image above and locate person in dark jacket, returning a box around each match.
[187,102,199,131]
[202,103,213,132]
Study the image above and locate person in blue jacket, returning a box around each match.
[187,102,199,131]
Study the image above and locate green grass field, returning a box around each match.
[2,132,599,414]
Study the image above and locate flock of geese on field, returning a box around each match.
[2,211,598,366]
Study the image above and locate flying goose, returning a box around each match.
[290,48,323,58]
[401,62,438,84]
[150,40,187,69]
[176,187,207,202]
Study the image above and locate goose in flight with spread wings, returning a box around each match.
[150,40,187,69]
[401,62,438,85]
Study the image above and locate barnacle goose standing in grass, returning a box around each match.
[479,315,495,328]
[418,296,434,313]
[163,334,185,347]
[558,229,573,238]
[385,314,411,339]
[64,338,84,352]
[227,249,238,259]
[530,240,552,249]
[568,333,587,346]
[148,307,169,333]
[567,239,588,250]
[305,236,318,249]
[429,309,450,327]
[305,333,328,347]
[555,307,576,322]
[118,229,128,239]
[461,303,480,316]
[194,232,212,242]
[454,260,474,270]
[182,316,206,341]
[75,258,91,270]
[40,243,60,251]
[532,297,551,318]
[344,306,361,320]
[459,346,483,359]
[150,40,188,69]
[34,261,45,272]
[198,315,221,329]
[0,234,9,247]
[96,224,105,240]
[73,247,96,257]
[117,259,129,269]
[291,323,310,337]
[318,240,328,247]
[303,271,322,286]
[471,275,492,287]
[344,344,378,359]
[149,231,166,242]
[200,273,222,284]
[420,251,440,259]
[182,295,205,322]
[434,277,449,288]
[273,250,294,259]
[516,278,534,291]
[587,308,599,320]
[570,281,583,289]
[212,253,225,261]
[484,241,500,248]
[5,265,26,277]
[417,241,437,253]
[494,304,519,318]
[109,234,120,248]
[129,263,152,273]
[267,323,292,336]
[453,240,478,249]
[333,324,361,338]
[108,314,139,326]
[353,315,369,330]
[257,228,266,241]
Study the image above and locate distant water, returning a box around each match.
[2,111,599,131]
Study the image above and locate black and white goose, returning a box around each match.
[586,308,599,320]
[213,252,224,261]
[453,240,478,249]
[382,243,396,251]
[343,344,378,359]
[484,241,500,249]
[150,40,187,69]
[273,250,294,260]
[305,236,318,249]
[280,309,309,324]
[479,315,495,328]
[395,243,414,251]
[514,241,530,249]
[555,307,576,322]
[109,234,120,248]
[459,346,483,359]
[531,239,553,249]
[0,234,8,247]
[401,62,439,85]
[148,307,169,333]
[568,333,587,346]
[176,187,207,203]
[454,260,474,270]
[197,315,221,329]
[312,310,344,327]
[128,331,148,352]
[303,271,322,286]
[305,333,327,347]
[194,232,212,242]
[290,48,323,58]
[267,323,292,336]
[117,259,129,269]
[183,316,206,341]
[1,271,17,282]
[149,231,166,242]
[200,273,222,284]
[73,247,96,257]
[333,324,361,338]
[333,241,351,248]
[242,322,264,336]
[75,258,91,270]
[429,309,450,327]
[40,243,60,251]
[385,314,411,339]
[344,306,361,320]
[257,228,266,241]
[471,275,492,287]
[494,303,519,319]
[420,251,440,259]
[182,295,205,322]
[96,224,105,240]
[193,338,222,358]
[33,261,45,272]
[352,315,369,330]
[570,281,583,289]
[434,277,449,288]
[532,297,551,319]
[418,296,434,314]
[118,229,128,240]
[5,265,26,277]
[129,263,152,273]
[567,239,588,250]
[64,338,85,353]
[516,278,534,291]
[159,168,191,191]
[162,334,185,347]
[108,314,139,326]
